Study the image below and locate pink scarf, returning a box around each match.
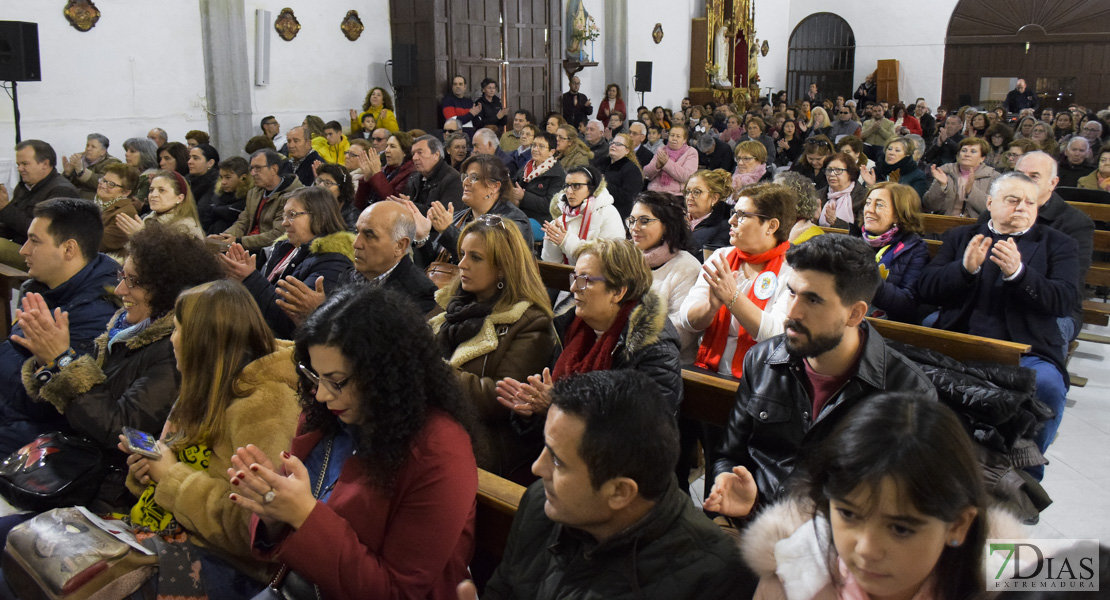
[819,182,856,226]
[655,145,688,189]
[732,164,767,190]
[642,244,678,268]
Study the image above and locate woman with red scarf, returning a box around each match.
[680,183,797,380]
[495,238,683,417]
[540,165,625,265]
[508,131,566,225]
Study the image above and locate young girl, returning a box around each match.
[742,393,1003,600]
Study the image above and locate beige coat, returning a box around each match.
[922,162,999,217]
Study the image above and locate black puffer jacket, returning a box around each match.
[553,289,684,414]
[690,200,732,261]
[712,321,937,511]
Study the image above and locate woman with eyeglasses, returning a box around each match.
[542,165,625,266]
[220,187,354,339]
[1013,116,1036,141]
[860,137,929,201]
[773,120,804,167]
[732,140,774,195]
[508,131,566,225]
[95,163,141,256]
[428,218,554,481]
[999,138,1038,173]
[1029,120,1058,156]
[595,132,644,219]
[229,285,478,600]
[115,170,205,242]
[353,131,415,209]
[859,182,930,323]
[681,183,796,380]
[554,124,594,171]
[984,123,1016,169]
[789,135,834,187]
[17,223,222,508]
[507,124,537,173]
[315,163,359,230]
[923,137,1000,217]
[117,280,300,595]
[686,169,734,260]
[817,152,866,231]
[644,125,698,195]
[495,238,682,418]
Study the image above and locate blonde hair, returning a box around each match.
[735,140,768,164]
[448,218,553,317]
[613,133,641,172]
[576,238,653,304]
[689,168,734,202]
[150,170,201,227]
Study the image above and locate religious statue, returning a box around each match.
[712,26,732,88]
[566,0,588,60]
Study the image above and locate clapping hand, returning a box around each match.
[427,201,454,233]
[508,182,525,205]
[655,148,669,166]
[989,237,1022,278]
[276,276,327,325]
[703,466,758,517]
[495,368,554,417]
[116,213,145,238]
[930,164,948,189]
[962,234,993,273]
[541,220,567,246]
[10,293,71,365]
[860,166,877,186]
[219,243,257,281]
[702,254,741,311]
[228,445,317,531]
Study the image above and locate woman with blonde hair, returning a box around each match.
[732,140,772,194]
[116,170,204,240]
[429,217,555,481]
[806,107,833,139]
[686,168,734,259]
[555,124,594,170]
[1029,120,1058,156]
[120,279,300,592]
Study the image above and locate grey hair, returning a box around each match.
[905,134,926,160]
[123,137,159,171]
[773,171,820,219]
[1067,136,1091,151]
[1015,150,1059,181]
[87,133,109,149]
[1085,121,1104,135]
[391,203,417,248]
[414,134,444,157]
[988,170,1038,199]
[473,128,498,148]
[629,121,646,135]
[587,119,604,130]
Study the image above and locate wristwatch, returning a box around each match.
[33,349,76,385]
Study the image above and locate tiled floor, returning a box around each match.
[690,315,1110,545]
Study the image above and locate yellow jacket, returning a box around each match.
[313,134,351,164]
[351,105,399,134]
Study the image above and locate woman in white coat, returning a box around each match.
[541,165,626,266]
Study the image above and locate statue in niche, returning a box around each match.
[712,26,732,88]
[63,0,101,32]
[565,0,589,60]
[274,8,301,42]
[341,10,364,41]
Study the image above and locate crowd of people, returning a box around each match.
[0,71,1106,599]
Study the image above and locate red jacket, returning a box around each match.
[355,160,417,209]
[596,98,627,124]
[251,411,477,600]
[898,115,923,136]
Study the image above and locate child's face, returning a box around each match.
[830,478,976,600]
[325,129,342,145]
[648,129,660,142]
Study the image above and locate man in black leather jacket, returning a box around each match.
[704,235,936,519]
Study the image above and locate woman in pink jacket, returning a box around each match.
[644,125,699,195]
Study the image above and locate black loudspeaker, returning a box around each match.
[392,43,416,87]
[634,61,652,93]
[958,93,972,107]
[0,21,40,82]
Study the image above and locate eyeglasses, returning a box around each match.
[556,135,570,142]
[297,362,350,395]
[371,136,387,142]
[248,163,272,173]
[610,141,627,148]
[806,139,831,148]
[626,216,660,228]
[731,209,769,224]
[825,167,848,176]
[116,269,143,289]
[314,178,339,188]
[461,172,483,185]
[564,182,589,192]
[837,111,850,115]
[568,273,607,291]
[97,177,124,190]
[531,143,550,151]
[282,210,310,222]
[736,156,758,163]
[684,188,706,198]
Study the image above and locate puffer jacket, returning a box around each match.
[690,200,732,260]
[513,160,566,223]
[711,321,937,512]
[553,289,684,414]
[429,292,556,480]
[542,181,626,265]
[869,231,930,323]
[558,141,594,171]
[242,231,355,339]
[482,480,756,599]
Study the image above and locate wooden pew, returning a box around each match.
[475,469,526,559]
[920,214,974,235]
[1,263,31,339]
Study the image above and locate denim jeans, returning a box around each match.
[1021,355,1068,481]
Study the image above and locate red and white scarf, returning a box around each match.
[523,156,558,183]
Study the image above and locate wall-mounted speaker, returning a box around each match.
[254,10,271,86]
[634,61,652,93]
[392,43,417,87]
[0,21,41,82]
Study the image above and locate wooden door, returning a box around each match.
[503,0,556,123]
[876,59,899,105]
[451,0,505,112]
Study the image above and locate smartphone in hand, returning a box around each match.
[121,427,162,460]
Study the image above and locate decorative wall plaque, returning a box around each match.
[652,23,664,44]
[274,8,301,41]
[341,10,364,41]
[761,39,769,57]
[63,0,101,32]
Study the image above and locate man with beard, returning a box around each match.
[704,234,936,520]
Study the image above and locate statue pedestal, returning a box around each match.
[562,60,598,85]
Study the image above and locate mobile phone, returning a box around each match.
[121,427,162,460]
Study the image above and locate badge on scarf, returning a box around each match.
[753,271,778,300]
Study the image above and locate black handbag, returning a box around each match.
[0,432,107,512]
[250,564,320,600]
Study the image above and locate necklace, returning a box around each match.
[312,436,335,499]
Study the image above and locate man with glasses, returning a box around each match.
[828,106,862,140]
[211,149,303,251]
[628,122,654,168]
[561,76,593,129]
[0,198,119,454]
[260,116,287,155]
[369,128,392,155]
[279,126,323,186]
[1078,121,1103,157]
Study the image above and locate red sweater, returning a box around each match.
[596,98,627,124]
[252,411,477,600]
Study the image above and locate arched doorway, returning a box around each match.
[943,0,1110,110]
[787,13,855,104]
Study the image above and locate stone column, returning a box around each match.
[603,0,628,106]
[199,0,252,160]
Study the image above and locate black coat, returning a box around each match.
[918,222,1079,375]
[0,171,80,243]
[473,95,507,130]
[698,140,736,173]
[203,191,246,236]
[416,200,533,266]
[403,158,464,213]
[869,231,930,323]
[596,156,644,219]
[280,150,325,187]
[513,161,565,223]
[189,169,220,232]
[690,200,732,260]
[712,322,937,510]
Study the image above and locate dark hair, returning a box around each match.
[390,131,414,160]
[185,130,210,145]
[797,393,987,600]
[218,156,249,177]
[294,285,476,488]
[785,233,881,305]
[825,151,861,182]
[535,131,558,151]
[414,134,444,158]
[315,163,356,209]
[565,164,602,198]
[286,186,347,238]
[250,149,283,168]
[193,143,220,166]
[245,135,277,154]
[103,163,139,196]
[739,183,797,244]
[158,142,190,176]
[459,154,511,203]
[32,198,103,261]
[631,191,690,253]
[15,140,56,168]
[479,77,498,91]
[514,109,535,124]
[260,115,277,128]
[126,221,223,319]
[550,370,679,501]
[324,120,343,133]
